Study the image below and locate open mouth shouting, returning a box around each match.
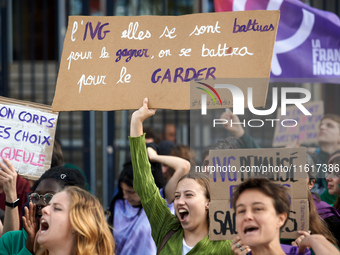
[178,208,189,222]
[40,218,50,234]
[243,225,259,235]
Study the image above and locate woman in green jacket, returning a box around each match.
[129,98,232,255]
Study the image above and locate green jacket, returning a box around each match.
[129,134,232,255]
[0,229,32,255]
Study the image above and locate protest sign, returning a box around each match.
[209,199,308,240]
[52,11,279,111]
[0,97,59,180]
[272,101,324,147]
[200,147,309,240]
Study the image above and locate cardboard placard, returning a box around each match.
[52,11,279,111]
[206,147,308,200]
[202,148,309,240]
[209,199,309,240]
[0,97,59,180]
[273,101,324,147]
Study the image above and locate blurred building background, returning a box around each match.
[0,0,339,209]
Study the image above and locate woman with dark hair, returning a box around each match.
[108,161,169,255]
[129,98,232,255]
[0,166,86,255]
[108,144,190,254]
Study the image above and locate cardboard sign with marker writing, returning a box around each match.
[0,97,59,180]
[201,148,309,240]
[273,101,324,147]
[209,198,308,240]
[52,11,279,111]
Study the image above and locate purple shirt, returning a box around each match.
[249,244,311,255]
[313,194,340,219]
[113,188,174,255]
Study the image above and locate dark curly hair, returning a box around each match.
[31,166,86,192]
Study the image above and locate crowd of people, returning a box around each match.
[0,97,340,255]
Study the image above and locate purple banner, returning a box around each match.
[214,0,340,83]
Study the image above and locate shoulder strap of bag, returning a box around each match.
[157,229,177,255]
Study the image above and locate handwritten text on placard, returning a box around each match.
[52,11,280,111]
[0,97,58,179]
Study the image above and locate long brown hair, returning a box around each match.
[329,155,340,211]
[308,190,337,245]
[334,199,340,211]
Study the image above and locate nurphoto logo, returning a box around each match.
[197,82,312,128]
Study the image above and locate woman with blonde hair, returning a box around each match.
[37,186,115,255]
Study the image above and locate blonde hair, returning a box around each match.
[37,186,115,255]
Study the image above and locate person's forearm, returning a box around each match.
[163,157,190,203]
[130,112,144,137]
[3,206,20,234]
[3,189,19,233]
[299,235,340,255]
[150,154,189,171]
[130,98,156,137]
[310,237,340,254]
[233,127,244,138]
[0,158,20,233]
